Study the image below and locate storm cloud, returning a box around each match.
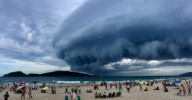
[53,0,192,75]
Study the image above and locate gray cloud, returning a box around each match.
[53,0,192,75]
[0,0,86,70]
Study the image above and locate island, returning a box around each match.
[178,72,192,77]
[3,71,91,77]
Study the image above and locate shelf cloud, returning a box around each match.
[53,0,192,75]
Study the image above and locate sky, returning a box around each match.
[1,0,192,76]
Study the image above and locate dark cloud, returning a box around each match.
[53,0,192,75]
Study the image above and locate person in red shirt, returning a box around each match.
[3,92,9,100]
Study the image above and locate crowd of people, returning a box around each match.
[177,83,192,96]
[64,85,81,100]
[94,91,121,98]
[1,79,192,100]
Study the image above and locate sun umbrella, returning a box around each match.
[71,86,77,91]
[42,87,49,90]
[16,86,24,90]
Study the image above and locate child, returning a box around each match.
[4,92,9,100]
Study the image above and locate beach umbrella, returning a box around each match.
[173,80,180,84]
[71,86,76,90]
[42,87,49,90]
[16,86,24,90]
[139,82,144,85]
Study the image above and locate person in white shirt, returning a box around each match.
[126,85,130,93]
[72,92,76,100]
[103,92,107,98]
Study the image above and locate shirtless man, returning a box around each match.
[21,87,26,100]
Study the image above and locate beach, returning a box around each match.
[0,80,192,100]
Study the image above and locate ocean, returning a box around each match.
[0,76,182,84]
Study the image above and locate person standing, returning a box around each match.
[110,84,112,89]
[51,85,54,94]
[28,87,32,99]
[115,84,117,90]
[54,85,56,94]
[118,84,122,92]
[188,85,191,95]
[105,82,107,90]
[72,91,76,100]
[3,92,9,100]
[140,84,142,91]
[65,86,69,93]
[126,85,130,93]
[21,87,26,100]
[183,86,186,96]
[77,86,81,94]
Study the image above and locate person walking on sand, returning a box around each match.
[21,87,26,100]
[28,87,32,99]
[3,92,9,100]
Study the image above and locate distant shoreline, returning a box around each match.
[2,71,192,77]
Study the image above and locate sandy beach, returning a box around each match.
[1,0,192,99]
[1,80,192,100]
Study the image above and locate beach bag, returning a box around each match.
[116,92,121,97]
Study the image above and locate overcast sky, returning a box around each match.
[1,0,192,76]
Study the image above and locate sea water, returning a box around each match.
[0,76,181,84]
